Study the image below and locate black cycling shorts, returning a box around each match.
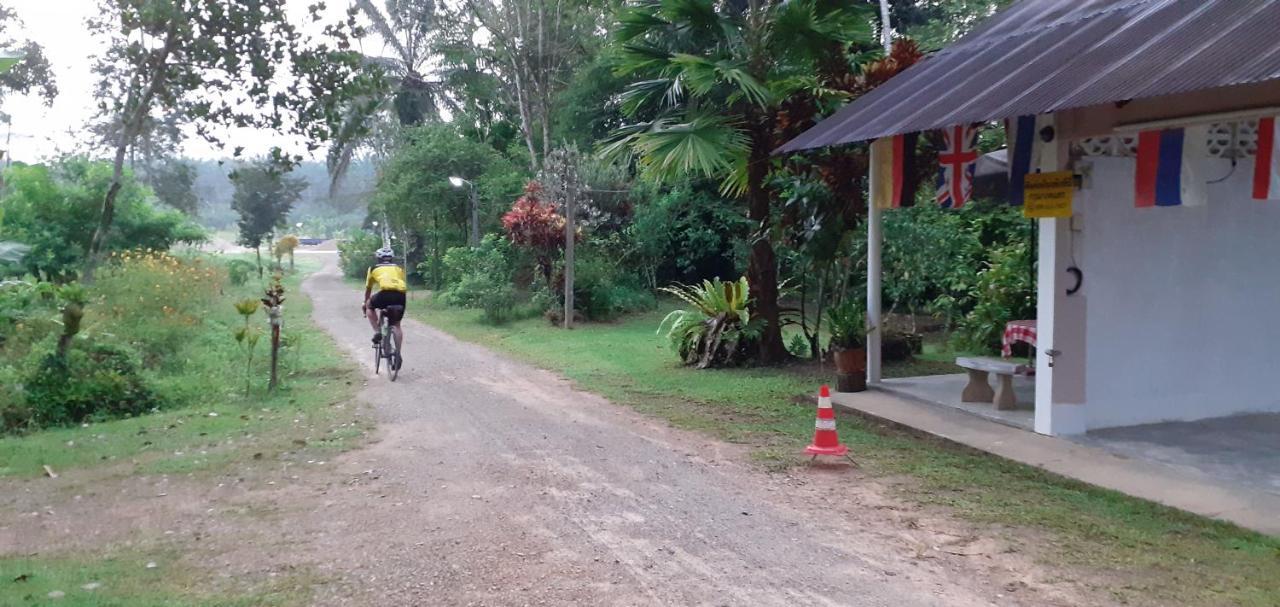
[369,290,407,323]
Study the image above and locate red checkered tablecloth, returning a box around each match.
[1002,320,1037,358]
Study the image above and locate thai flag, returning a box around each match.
[936,124,981,209]
[1134,126,1208,208]
[1007,114,1056,206]
[1253,117,1280,200]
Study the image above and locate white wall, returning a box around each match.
[1079,157,1280,429]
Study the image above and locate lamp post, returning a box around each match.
[449,176,480,247]
[0,51,22,182]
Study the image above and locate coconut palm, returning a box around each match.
[328,0,450,194]
[605,0,872,363]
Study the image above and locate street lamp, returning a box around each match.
[449,176,480,247]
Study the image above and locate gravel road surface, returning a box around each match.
[302,253,1046,607]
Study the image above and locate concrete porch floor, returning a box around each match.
[880,373,1036,430]
[1077,413,1280,497]
[828,387,1280,536]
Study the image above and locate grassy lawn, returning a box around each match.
[413,300,1280,607]
[0,257,365,606]
[0,551,316,607]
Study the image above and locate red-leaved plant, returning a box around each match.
[501,181,565,288]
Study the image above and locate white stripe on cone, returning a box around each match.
[818,396,832,409]
[815,419,837,430]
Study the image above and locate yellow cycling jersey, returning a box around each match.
[365,264,408,292]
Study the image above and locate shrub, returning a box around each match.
[658,277,755,368]
[0,280,77,369]
[17,340,162,430]
[225,259,256,286]
[433,235,517,323]
[952,241,1035,353]
[89,250,225,367]
[627,184,749,287]
[827,299,867,351]
[571,250,655,321]
[502,181,566,289]
[338,231,383,279]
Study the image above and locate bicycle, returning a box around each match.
[371,305,404,381]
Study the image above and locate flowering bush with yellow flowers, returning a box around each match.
[90,250,227,366]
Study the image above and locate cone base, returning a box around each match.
[804,444,849,457]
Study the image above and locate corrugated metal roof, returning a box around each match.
[778,0,1280,152]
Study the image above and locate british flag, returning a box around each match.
[935,124,982,209]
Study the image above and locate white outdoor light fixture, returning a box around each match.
[449,176,465,188]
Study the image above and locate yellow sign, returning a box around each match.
[1023,171,1075,218]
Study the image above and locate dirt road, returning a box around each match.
[299,254,1085,606]
[1,255,1098,606]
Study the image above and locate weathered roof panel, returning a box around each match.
[778,0,1280,152]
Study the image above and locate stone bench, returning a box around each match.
[955,356,1031,411]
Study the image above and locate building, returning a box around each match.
[780,0,1280,436]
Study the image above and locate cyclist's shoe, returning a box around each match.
[372,332,382,344]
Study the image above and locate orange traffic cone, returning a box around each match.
[805,385,851,460]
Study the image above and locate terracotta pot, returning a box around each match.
[832,346,866,376]
[836,372,866,393]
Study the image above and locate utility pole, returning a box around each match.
[543,148,581,329]
[563,187,575,329]
[449,176,481,247]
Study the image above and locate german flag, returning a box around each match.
[871,132,918,209]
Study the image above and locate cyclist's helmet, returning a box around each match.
[375,246,395,262]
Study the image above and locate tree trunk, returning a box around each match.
[83,151,127,283]
[255,245,263,279]
[745,131,787,364]
[83,21,179,282]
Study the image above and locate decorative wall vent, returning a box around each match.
[1075,121,1258,158]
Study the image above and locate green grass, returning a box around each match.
[413,300,1280,607]
[0,257,364,479]
[0,550,315,606]
[0,256,365,607]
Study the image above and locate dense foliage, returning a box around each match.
[338,0,1034,360]
[368,124,524,282]
[0,160,204,281]
[0,247,313,434]
[437,235,518,324]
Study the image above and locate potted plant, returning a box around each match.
[827,299,867,392]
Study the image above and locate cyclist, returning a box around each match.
[362,247,407,361]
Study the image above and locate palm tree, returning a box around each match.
[605,0,872,364]
[328,0,449,194]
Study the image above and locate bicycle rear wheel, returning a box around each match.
[387,334,400,382]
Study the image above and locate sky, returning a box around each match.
[2,0,375,163]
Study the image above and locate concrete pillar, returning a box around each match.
[867,150,883,385]
[1034,127,1087,435]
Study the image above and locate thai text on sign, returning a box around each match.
[1023,171,1074,218]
